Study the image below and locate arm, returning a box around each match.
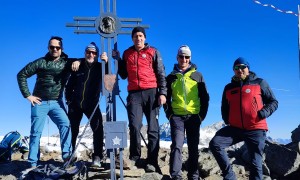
[221,86,230,125]
[112,50,128,79]
[65,71,76,105]
[17,59,41,105]
[153,49,167,98]
[258,79,279,119]
[66,58,81,72]
[17,60,39,98]
[163,75,175,120]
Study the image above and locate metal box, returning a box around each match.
[104,121,127,149]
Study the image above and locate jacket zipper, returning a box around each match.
[80,68,91,108]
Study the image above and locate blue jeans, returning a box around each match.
[28,100,72,167]
[209,126,266,180]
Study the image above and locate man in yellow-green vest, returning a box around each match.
[163,45,209,180]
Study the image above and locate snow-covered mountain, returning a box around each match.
[160,121,226,148]
[70,121,225,148]
[52,121,291,148]
[267,136,291,145]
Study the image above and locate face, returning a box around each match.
[85,48,98,64]
[233,64,249,80]
[177,54,191,71]
[48,39,62,60]
[132,32,145,51]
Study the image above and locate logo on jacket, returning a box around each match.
[245,89,251,93]
[142,54,146,58]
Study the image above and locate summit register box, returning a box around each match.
[104,121,127,149]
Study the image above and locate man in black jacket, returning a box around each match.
[65,42,107,167]
[17,36,79,168]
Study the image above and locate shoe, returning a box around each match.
[145,164,156,172]
[91,156,101,168]
[171,176,183,180]
[63,155,77,168]
[129,156,140,166]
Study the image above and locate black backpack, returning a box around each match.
[20,161,87,180]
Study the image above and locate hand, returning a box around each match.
[100,52,108,63]
[158,95,166,105]
[72,61,80,71]
[199,115,203,122]
[26,95,41,106]
[112,50,121,60]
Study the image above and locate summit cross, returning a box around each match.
[66,0,149,123]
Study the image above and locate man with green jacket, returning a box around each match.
[17,36,79,168]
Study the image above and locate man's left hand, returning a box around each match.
[100,52,108,63]
[158,95,166,105]
[72,61,80,71]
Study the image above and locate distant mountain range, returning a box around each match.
[160,121,291,145]
[53,121,291,147]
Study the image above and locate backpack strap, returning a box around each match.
[10,131,22,148]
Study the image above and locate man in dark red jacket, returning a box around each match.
[209,57,278,180]
[113,26,167,173]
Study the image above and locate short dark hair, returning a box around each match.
[131,26,146,38]
[48,36,63,49]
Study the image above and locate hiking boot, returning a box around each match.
[145,164,156,172]
[171,176,183,180]
[91,156,101,168]
[129,157,145,168]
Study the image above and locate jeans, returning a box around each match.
[127,88,160,165]
[209,126,266,180]
[169,115,201,180]
[28,100,72,167]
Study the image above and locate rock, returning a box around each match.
[265,140,300,177]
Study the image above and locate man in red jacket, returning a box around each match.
[209,57,278,180]
[113,26,167,173]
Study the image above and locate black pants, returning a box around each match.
[169,114,201,179]
[68,102,103,158]
[126,88,160,165]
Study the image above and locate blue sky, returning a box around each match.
[1,0,300,139]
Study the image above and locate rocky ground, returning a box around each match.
[2,140,300,179]
[0,146,179,180]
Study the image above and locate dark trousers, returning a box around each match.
[169,114,201,180]
[68,102,103,158]
[209,126,266,180]
[126,88,160,165]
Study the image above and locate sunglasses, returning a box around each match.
[178,55,190,59]
[86,51,97,55]
[234,65,248,70]
[49,46,61,50]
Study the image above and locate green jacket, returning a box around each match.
[17,52,73,100]
[164,63,209,120]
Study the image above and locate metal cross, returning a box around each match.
[66,0,149,123]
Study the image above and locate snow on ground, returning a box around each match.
[0,135,207,159]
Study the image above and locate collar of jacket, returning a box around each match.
[172,62,197,74]
[44,52,68,61]
[231,71,257,83]
[129,43,150,51]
